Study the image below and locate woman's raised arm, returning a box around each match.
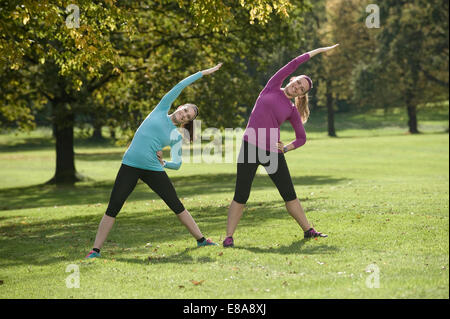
[263,44,339,92]
[155,63,223,115]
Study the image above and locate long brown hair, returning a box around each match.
[181,121,194,142]
[178,103,198,143]
[295,94,310,124]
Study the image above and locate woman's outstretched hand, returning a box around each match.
[320,44,339,53]
[308,44,339,58]
[201,63,223,76]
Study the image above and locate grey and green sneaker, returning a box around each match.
[85,250,101,259]
[197,238,218,247]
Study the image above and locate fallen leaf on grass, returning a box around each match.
[190,280,205,286]
[218,252,223,256]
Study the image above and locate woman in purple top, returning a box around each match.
[223,44,339,247]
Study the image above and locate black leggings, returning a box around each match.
[105,164,185,217]
[233,140,297,204]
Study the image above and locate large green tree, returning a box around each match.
[0,0,307,184]
[373,0,448,133]
[1,0,130,184]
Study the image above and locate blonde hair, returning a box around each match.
[295,94,310,124]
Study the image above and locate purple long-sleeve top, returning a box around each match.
[243,53,310,153]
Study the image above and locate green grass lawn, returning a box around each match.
[0,107,448,298]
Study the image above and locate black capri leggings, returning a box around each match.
[105,164,185,217]
[233,140,297,204]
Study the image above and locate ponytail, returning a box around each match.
[177,103,198,143]
[181,121,194,143]
[295,94,310,124]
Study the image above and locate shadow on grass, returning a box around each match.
[113,238,339,266]
[75,151,124,162]
[113,247,215,265]
[0,135,118,153]
[0,136,55,152]
[0,198,330,267]
[0,173,348,211]
[233,239,339,255]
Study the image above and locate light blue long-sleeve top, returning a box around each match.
[122,71,203,171]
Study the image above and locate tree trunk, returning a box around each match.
[46,103,82,185]
[405,62,421,134]
[109,127,116,140]
[406,89,420,134]
[326,80,337,137]
[91,122,104,140]
[407,105,419,134]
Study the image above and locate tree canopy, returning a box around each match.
[0,0,309,184]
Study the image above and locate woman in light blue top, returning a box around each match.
[86,63,222,258]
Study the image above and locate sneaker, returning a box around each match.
[197,238,218,247]
[85,250,101,259]
[223,236,234,248]
[304,228,328,238]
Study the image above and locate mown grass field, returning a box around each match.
[0,107,448,299]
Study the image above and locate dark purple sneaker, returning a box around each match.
[304,228,328,238]
[223,236,234,248]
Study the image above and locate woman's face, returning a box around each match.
[285,76,310,97]
[173,105,197,125]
